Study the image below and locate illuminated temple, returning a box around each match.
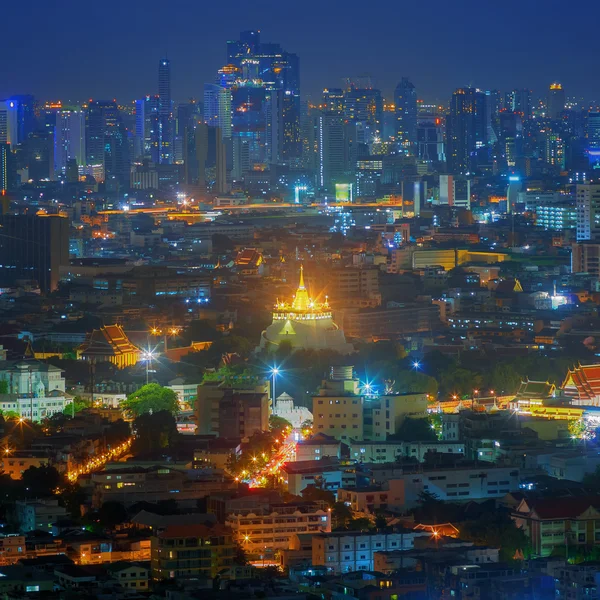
[259,266,354,355]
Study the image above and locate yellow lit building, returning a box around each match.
[259,266,354,354]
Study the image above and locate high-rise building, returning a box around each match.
[0,100,19,147]
[314,112,347,192]
[545,131,565,170]
[507,89,532,120]
[343,86,383,145]
[54,110,86,176]
[203,84,232,139]
[323,89,344,114]
[9,95,36,144]
[394,78,417,148]
[548,83,565,119]
[158,58,173,164]
[576,183,600,241]
[224,31,301,165]
[588,112,600,169]
[446,87,488,174]
[86,100,116,177]
[0,144,10,191]
[24,131,54,181]
[135,95,160,163]
[195,123,227,193]
[0,214,69,293]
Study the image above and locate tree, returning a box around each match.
[568,418,586,440]
[96,501,129,529]
[269,415,292,435]
[301,485,335,507]
[63,396,88,416]
[132,410,179,454]
[122,384,179,418]
[22,465,61,498]
[460,509,530,562]
[395,418,438,442]
[332,501,353,529]
[0,381,8,394]
[346,517,374,531]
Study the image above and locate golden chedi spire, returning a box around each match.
[292,264,310,311]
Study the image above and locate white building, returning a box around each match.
[312,530,428,574]
[0,360,66,421]
[273,392,312,430]
[349,440,465,463]
[296,433,341,462]
[370,464,521,508]
[576,183,600,241]
[227,502,330,560]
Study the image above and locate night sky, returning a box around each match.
[2,0,599,105]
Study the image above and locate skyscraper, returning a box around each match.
[314,112,346,192]
[158,58,173,164]
[86,100,127,182]
[0,100,19,146]
[588,112,600,169]
[507,89,532,120]
[135,95,160,163]
[204,84,232,139]
[446,88,488,175]
[394,78,417,148]
[195,123,227,193]
[0,144,10,191]
[547,83,565,119]
[9,95,36,144]
[54,110,86,176]
[0,214,69,293]
[343,86,383,145]
[224,31,300,164]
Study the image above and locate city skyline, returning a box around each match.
[2,0,600,104]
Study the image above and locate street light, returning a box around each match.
[142,350,156,385]
[412,361,421,370]
[270,366,280,409]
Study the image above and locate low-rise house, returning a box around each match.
[106,561,150,590]
[151,523,236,580]
[0,534,26,563]
[0,565,54,593]
[90,465,237,508]
[193,438,242,470]
[226,501,330,560]
[369,462,521,508]
[296,433,342,462]
[312,529,428,574]
[512,496,600,557]
[0,451,51,479]
[282,459,362,496]
[15,499,69,534]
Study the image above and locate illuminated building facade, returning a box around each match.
[446,87,488,174]
[158,58,173,164]
[394,77,417,148]
[259,266,354,354]
[547,82,565,119]
[576,183,600,241]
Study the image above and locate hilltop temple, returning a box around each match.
[259,266,354,355]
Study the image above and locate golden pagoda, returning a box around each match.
[259,265,354,354]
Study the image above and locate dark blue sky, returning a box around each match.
[2,0,599,105]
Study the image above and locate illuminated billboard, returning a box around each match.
[335,183,353,203]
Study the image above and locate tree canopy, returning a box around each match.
[122,384,179,417]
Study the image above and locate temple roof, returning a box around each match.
[79,325,140,358]
[562,364,600,400]
[515,379,555,400]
